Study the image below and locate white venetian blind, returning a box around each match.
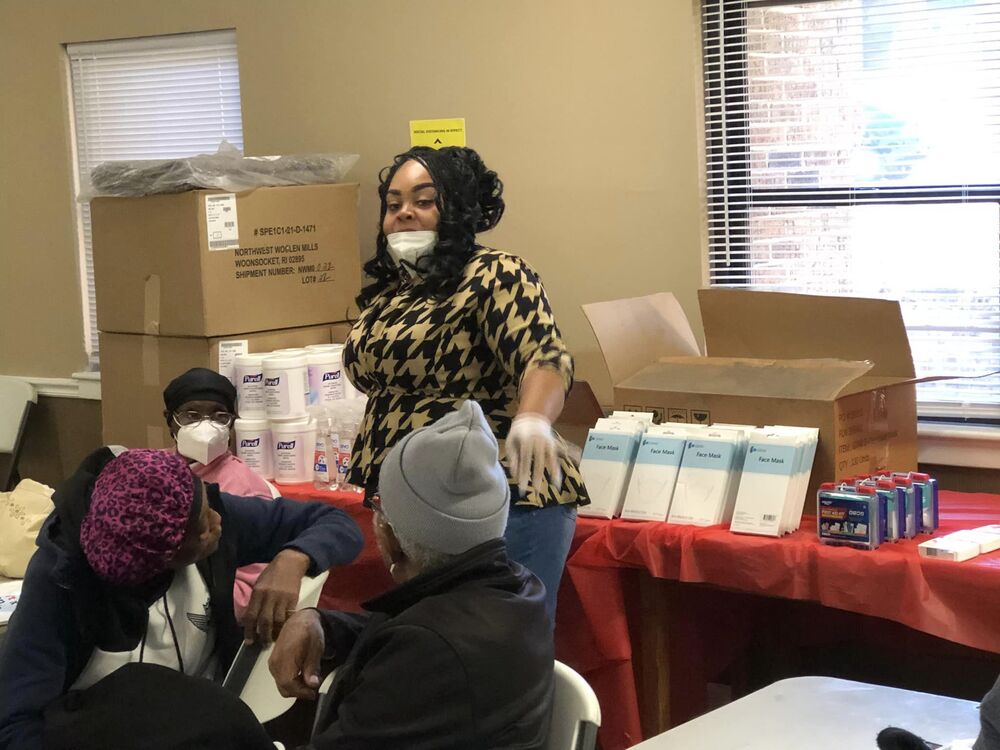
[67,30,244,368]
[702,0,1000,418]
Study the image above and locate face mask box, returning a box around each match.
[581,288,967,523]
[667,427,744,527]
[620,424,692,522]
[730,430,803,537]
[762,425,818,533]
[91,183,362,337]
[578,418,645,519]
[99,324,344,449]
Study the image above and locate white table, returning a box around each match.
[629,676,981,749]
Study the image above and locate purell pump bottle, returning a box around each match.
[310,405,332,491]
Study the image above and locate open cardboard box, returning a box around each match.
[583,288,937,500]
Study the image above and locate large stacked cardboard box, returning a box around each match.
[92,183,362,448]
[583,288,925,500]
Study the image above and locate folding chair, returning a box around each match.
[223,570,329,723]
[309,658,601,749]
[0,377,36,492]
[545,660,601,750]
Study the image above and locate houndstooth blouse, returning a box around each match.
[344,249,588,508]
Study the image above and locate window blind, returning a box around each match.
[703,0,1000,418]
[67,30,244,368]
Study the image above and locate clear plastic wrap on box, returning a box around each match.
[82,141,359,199]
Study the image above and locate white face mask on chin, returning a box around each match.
[176,421,230,465]
[386,231,438,277]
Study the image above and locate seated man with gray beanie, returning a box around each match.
[269,400,554,750]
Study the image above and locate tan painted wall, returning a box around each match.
[0,0,706,404]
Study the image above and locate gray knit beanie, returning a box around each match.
[379,400,510,555]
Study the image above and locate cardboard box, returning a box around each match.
[554,380,606,452]
[100,324,348,449]
[91,183,362,337]
[583,289,925,500]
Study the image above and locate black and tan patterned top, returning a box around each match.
[344,249,588,508]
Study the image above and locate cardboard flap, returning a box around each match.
[837,374,912,396]
[699,288,916,379]
[620,356,874,401]
[582,293,702,385]
[839,370,1000,396]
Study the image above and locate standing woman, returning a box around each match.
[343,146,588,623]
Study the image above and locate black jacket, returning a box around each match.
[311,538,553,750]
[0,447,364,750]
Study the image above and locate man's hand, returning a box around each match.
[268,608,326,700]
[243,548,311,645]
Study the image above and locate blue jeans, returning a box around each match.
[503,503,578,628]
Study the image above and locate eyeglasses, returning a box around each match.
[172,410,235,428]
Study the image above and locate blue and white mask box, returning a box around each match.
[578,418,645,519]
[764,425,818,533]
[668,427,743,527]
[730,430,800,537]
[620,424,691,522]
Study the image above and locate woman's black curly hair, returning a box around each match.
[356,146,505,309]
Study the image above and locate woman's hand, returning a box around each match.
[510,367,568,495]
[243,549,311,645]
[268,608,326,700]
[507,413,562,495]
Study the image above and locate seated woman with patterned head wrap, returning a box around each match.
[0,448,363,750]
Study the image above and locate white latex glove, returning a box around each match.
[507,413,562,496]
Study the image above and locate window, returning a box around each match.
[702,0,1000,419]
[67,30,243,369]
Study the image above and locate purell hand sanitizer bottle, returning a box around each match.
[311,406,331,491]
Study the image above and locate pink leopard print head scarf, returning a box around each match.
[81,449,198,586]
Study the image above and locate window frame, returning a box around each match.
[702,0,1000,421]
[64,29,243,371]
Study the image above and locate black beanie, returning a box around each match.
[163,367,237,414]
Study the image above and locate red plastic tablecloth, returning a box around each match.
[278,485,1000,750]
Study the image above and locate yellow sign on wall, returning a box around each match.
[409,118,466,148]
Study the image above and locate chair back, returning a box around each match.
[544,660,601,750]
[223,570,329,722]
[0,377,36,491]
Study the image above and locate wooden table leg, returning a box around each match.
[637,573,671,738]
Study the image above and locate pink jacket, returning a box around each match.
[190,452,276,620]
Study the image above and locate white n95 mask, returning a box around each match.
[386,231,437,277]
[177,421,230,465]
